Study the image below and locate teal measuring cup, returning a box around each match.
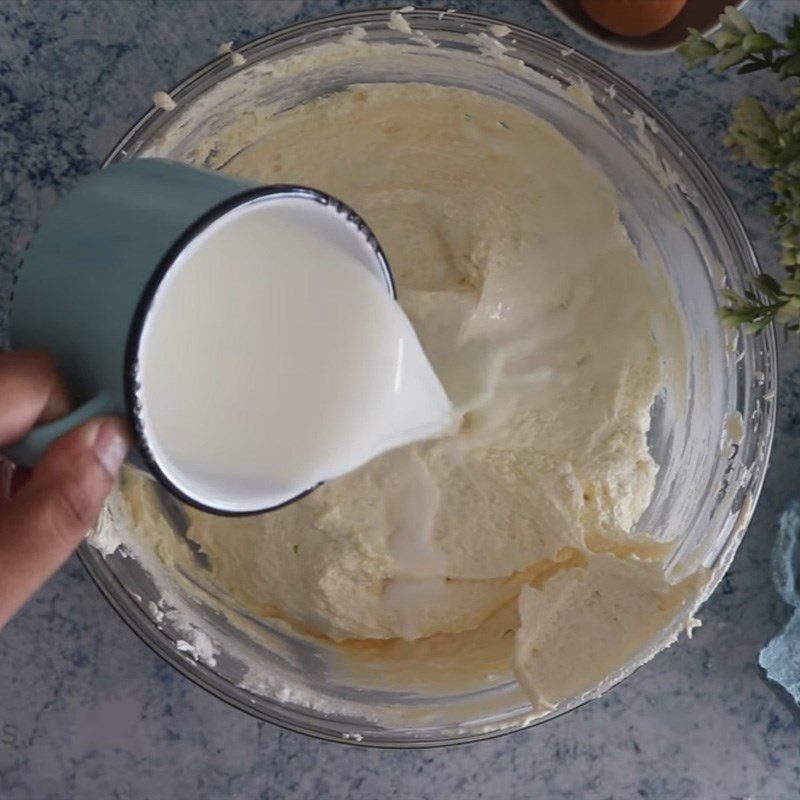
[7,158,393,514]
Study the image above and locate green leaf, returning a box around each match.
[715,29,742,50]
[716,45,747,72]
[719,307,747,324]
[750,273,785,298]
[722,6,756,35]
[738,60,771,75]
[783,278,800,295]
[779,53,800,79]
[678,30,718,67]
[721,288,743,304]
[742,33,778,54]
[787,16,800,48]
[744,317,774,334]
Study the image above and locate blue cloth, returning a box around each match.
[759,502,800,703]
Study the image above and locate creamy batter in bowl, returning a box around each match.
[84,9,776,746]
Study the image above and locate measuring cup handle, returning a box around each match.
[2,393,116,468]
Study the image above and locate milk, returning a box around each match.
[137,195,452,512]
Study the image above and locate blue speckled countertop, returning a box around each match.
[1,1,799,798]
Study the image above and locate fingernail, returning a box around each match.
[93,419,131,477]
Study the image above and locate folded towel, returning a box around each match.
[759,502,800,703]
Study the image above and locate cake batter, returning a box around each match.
[116,81,698,711]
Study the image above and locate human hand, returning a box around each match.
[0,349,131,629]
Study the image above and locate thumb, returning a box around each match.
[0,416,131,628]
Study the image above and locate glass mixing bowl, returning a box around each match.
[81,8,776,747]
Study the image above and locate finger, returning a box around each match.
[0,349,71,448]
[0,416,131,629]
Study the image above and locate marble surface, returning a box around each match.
[1,0,799,797]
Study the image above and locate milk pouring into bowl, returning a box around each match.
[137,195,453,512]
[8,159,452,514]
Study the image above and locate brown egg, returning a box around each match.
[580,0,688,38]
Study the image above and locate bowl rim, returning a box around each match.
[86,5,778,748]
